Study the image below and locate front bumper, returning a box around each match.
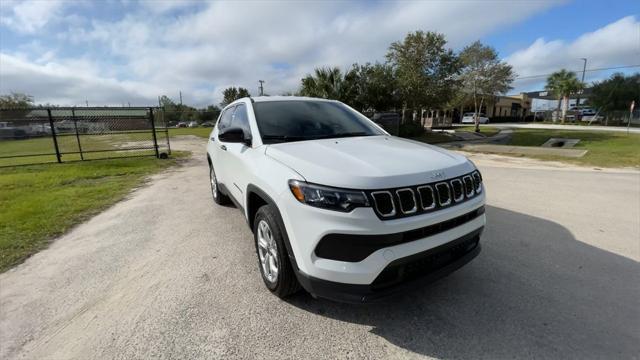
[296,228,482,303]
[278,188,486,285]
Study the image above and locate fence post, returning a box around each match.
[149,107,160,158]
[162,109,172,155]
[47,108,62,163]
[71,108,84,160]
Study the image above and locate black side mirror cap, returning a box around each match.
[219,127,251,146]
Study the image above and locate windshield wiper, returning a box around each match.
[262,132,373,143]
[261,135,309,143]
[309,132,372,140]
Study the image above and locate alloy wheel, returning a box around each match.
[257,220,279,283]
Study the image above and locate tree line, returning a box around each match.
[1,29,637,128]
[295,32,515,132]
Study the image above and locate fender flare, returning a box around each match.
[246,184,299,270]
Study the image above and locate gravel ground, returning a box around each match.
[1,137,638,359]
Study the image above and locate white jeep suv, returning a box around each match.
[207,97,485,303]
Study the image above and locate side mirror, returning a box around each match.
[219,127,252,146]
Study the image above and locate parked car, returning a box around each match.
[207,96,485,303]
[0,122,27,139]
[201,121,215,127]
[188,121,199,128]
[567,106,596,121]
[176,122,187,128]
[581,114,604,123]
[461,113,490,124]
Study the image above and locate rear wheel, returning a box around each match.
[209,164,230,205]
[253,204,300,298]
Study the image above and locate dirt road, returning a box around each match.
[1,137,638,359]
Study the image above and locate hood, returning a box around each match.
[265,135,474,189]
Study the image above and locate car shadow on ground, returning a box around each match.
[286,206,640,358]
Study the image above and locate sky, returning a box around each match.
[0,0,638,107]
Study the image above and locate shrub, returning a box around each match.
[399,121,425,137]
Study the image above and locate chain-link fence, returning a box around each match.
[0,107,170,167]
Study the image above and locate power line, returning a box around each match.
[515,64,640,80]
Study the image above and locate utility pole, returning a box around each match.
[576,58,587,108]
[258,80,265,96]
[179,91,183,106]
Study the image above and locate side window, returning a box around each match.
[218,106,234,130]
[231,104,251,135]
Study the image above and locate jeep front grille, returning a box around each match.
[417,185,435,210]
[435,182,451,206]
[451,179,464,202]
[472,171,482,193]
[371,191,396,217]
[367,170,483,220]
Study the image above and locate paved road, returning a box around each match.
[1,137,639,359]
[453,122,640,134]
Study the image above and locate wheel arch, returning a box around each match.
[246,184,298,270]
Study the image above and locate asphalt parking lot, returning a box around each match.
[1,138,639,359]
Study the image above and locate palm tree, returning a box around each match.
[545,70,584,123]
[300,67,355,103]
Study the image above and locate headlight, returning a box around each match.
[288,180,369,212]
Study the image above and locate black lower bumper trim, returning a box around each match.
[315,206,485,262]
[296,227,483,303]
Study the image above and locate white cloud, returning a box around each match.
[137,0,200,14]
[0,0,66,34]
[9,0,620,107]
[0,53,158,106]
[507,16,640,92]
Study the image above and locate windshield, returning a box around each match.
[252,100,384,144]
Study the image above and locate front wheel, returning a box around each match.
[209,165,230,205]
[253,204,300,298]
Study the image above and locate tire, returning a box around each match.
[253,204,300,298]
[209,164,230,205]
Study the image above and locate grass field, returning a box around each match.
[0,155,184,272]
[0,131,170,166]
[411,131,455,144]
[168,127,212,138]
[506,129,640,168]
[456,126,501,137]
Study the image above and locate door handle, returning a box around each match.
[220,144,227,151]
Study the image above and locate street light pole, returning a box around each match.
[576,58,587,108]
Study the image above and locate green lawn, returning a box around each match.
[0,131,170,166]
[411,131,457,144]
[168,127,212,138]
[456,126,501,137]
[0,155,184,272]
[505,129,640,168]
